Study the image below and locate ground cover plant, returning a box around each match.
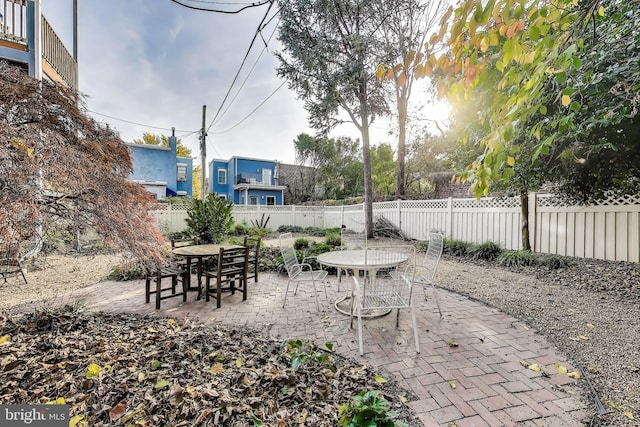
[0,307,417,426]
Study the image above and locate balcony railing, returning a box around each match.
[0,0,27,44]
[235,173,274,186]
[41,15,77,88]
[0,1,77,89]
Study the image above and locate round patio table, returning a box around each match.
[172,244,243,298]
[316,249,408,316]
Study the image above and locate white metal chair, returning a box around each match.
[350,245,419,355]
[338,218,367,287]
[413,232,444,318]
[279,232,328,311]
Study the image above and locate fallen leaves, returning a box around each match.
[0,307,418,426]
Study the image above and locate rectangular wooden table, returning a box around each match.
[172,244,243,297]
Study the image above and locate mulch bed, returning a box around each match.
[0,306,419,426]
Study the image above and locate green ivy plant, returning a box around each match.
[338,390,398,427]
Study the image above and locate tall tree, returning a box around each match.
[276,0,389,237]
[0,62,165,266]
[132,132,193,158]
[377,0,446,199]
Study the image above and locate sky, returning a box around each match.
[42,0,449,167]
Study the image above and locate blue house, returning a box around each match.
[210,156,286,205]
[0,0,77,89]
[128,132,193,200]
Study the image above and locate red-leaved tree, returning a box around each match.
[0,61,166,267]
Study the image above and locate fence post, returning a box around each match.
[447,197,453,239]
[396,199,402,233]
[529,192,538,253]
[292,205,296,228]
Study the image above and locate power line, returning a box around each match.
[168,0,271,13]
[211,16,280,127]
[207,0,276,132]
[87,109,198,134]
[210,80,286,135]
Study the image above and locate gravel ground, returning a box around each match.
[435,256,640,426]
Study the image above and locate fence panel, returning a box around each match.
[150,193,640,262]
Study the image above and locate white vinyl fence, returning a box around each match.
[151,193,640,263]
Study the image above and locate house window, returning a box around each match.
[218,194,227,200]
[218,169,227,184]
[241,196,245,205]
[266,196,276,206]
[250,196,259,205]
[177,163,187,182]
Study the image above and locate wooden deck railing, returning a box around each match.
[0,0,77,88]
[41,15,77,88]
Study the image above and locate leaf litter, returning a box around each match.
[0,306,419,426]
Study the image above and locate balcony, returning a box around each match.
[0,0,77,89]
[234,173,286,191]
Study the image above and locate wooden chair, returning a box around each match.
[145,264,188,309]
[0,240,28,285]
[243,236,261,283]
[203,246,249,308]
[279,232,327,311]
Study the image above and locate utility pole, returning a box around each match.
[200,105,207,199]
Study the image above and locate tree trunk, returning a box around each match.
[396,95,408,199]
[520,191,531,251]
[360,92,374,239]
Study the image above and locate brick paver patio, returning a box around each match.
[55,272,590,426]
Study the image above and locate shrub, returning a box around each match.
[470,241,503,261]
[294,238,310,251]
[497,250,538,268]
[185,194,233,244]
[444,239,472,257]
[542,255,573,270]
[107,261,145,281]
[231,222,248,236]
[324,234,342,247]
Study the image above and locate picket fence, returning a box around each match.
[151,193,640,263]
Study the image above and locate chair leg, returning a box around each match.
[311,279,319,311]
[357,307,364,356]
[145,276,151,303]
[282,280,291,308]
[242,277,247,301]
[432,283,443,318]
[155,275,162,309]
[181,273,188,302]
[205,275,211,302]
[411,306,420,353]
[216,278,222,309]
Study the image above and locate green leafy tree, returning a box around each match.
[132,132,192,158]
[394,0,621,198]
[191,165,203,200]
[376,0,447,198]
[185,194,233,244]
[277,0,390,237]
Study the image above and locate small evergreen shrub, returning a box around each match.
[294,238,310,251]
[107,261,145,281]
[444,239,472,257]
[324,234,342,247]
[470,241,503,261]
[542,255,573,270]
[497,250,538,268]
